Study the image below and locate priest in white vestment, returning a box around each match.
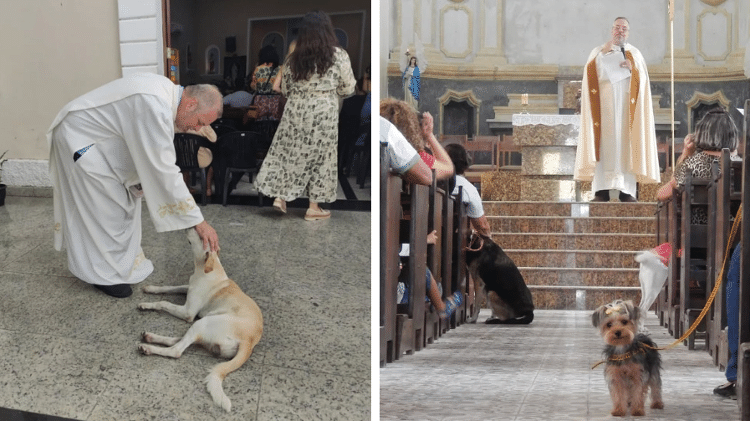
[574,17,660,202]
[47,73,223,298]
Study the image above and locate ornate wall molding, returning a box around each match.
[685,90,731,129]
[696,7,732,61]
[439,4,473,59]
[438,89,482,136]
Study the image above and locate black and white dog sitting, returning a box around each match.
[465,233,534,324]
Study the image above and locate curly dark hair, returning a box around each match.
[445,143,471,175]
[288,11,339,82]
[379,98,424,152]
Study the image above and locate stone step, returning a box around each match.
[519,267,639,287]
[492,232,656,251]
[484,201,658,218]
[529,288,641,310]
[489,215,656,234]
[505,249,639,269]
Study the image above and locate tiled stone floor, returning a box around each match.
[380,309,740,421]
[0,194,370,421]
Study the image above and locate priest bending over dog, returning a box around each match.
[47,73,222,298]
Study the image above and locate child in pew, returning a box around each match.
[714,243,741,399]
[397,235,462,321]
[443,143,491,238]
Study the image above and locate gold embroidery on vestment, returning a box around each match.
[158,197,197,217]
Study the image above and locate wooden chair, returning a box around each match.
[395,184,429,358]
[439,134,467,146]
[679,174,711,349]
[379,143,401,366]
[463,138,499,184]
[498,134,523,171]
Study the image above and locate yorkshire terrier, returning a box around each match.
[592,299,664,417]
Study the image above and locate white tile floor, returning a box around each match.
[380,309,740,421]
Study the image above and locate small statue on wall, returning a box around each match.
[402,55,420,110]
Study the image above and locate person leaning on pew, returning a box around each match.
[656,108,740,215]
[380,116,432,185]
[380,98,455,181]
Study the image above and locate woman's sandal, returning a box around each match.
[439,291,463,320]
[273,198,287,214]
[304,208,331,221]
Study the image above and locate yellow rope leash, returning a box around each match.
[657,203,742,351]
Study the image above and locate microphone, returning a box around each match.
[620,46,631,72]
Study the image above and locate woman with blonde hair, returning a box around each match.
[254,11,356,220]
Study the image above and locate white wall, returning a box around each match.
[0,0,166,187]
[503,0,667,65]
[0,1,122,186]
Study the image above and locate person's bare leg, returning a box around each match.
[426,274,445,313]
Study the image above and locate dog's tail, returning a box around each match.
[204,337,256,412]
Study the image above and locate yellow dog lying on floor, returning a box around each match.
[138,228,263,412]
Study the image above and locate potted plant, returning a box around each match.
[0,151,7,206]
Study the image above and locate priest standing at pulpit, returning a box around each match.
[574,17,660,202]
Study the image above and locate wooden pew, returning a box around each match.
[665,189,682,338]
[423,172,445,346]
[395,184,429,357]
[707,149,742,367]
[679,174,711,349]
[439,183,455,334]
[655,199,671,326]
[735,99,750,419]
[451,188,470,328]
[380,143,402,366]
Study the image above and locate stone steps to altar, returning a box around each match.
[483,201,658,310]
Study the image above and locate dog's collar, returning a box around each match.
[465,234,485,252]
[591,342,658,369]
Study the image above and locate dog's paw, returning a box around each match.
[631,407,645,416]
[138,344,151,355]
[137,303,150,311]
[141,332,152,342]
[142,285,157,294]
[651,401,664,410]
[611,408,626,417]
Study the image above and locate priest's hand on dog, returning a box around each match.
[194,220,220,252]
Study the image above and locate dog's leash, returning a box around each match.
[654,203,742,351]
[592,204,743,370]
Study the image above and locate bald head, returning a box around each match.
[175,84,223,132]
[184,84,223,116]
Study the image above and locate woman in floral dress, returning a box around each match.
[250,45,283,121]
[254,10,356,221]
